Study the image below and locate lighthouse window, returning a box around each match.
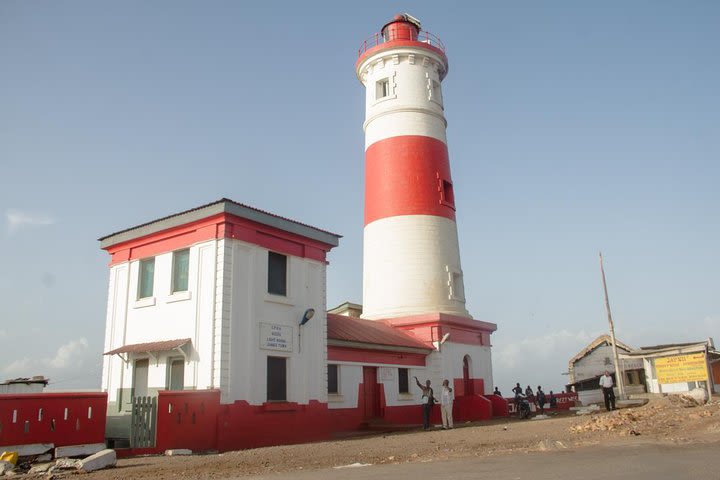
[430,80,442,105]
[376,78,390,99]
[267,356,287,401]
[267,252,287,296]
[441,179,455,208]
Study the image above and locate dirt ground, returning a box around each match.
[77,396,720,479]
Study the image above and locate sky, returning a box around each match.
[1,1,718,394]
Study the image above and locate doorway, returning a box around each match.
[133,359,149,397]
[362,367,380,419]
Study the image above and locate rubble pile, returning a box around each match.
[569,396,719,437]
[0,443,115,477]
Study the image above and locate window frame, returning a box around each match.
[137,258,155,300]
[171,249,190,294]
[327,364,340,395]
[398,368,409,394]
[267,251,288,297]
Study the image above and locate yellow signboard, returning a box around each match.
[655,353,708,384]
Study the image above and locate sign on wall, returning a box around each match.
[260,323,294,352]
[655,353,708,384]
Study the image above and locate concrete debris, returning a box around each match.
[35,453,52,462]
[681,388,708,405]
[77,449,117,473]
[165,449,192,456]
[55,457,82,470]
[0,461,14,476]
[532,414,550,420]
[574,405,601,415]
[55,443,106,459]
[333,462,372,469]
[570,395,716,437]
[0,444,53,457]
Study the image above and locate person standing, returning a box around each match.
[415,376,435,430]
[440,379,454,429]
[535,386,547,415]
[549,390,557,409]
[599,370,616,411]
[493,387,502,396]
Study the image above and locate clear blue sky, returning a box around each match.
[1,1,718,393]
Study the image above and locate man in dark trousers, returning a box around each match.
[535,386,547,414]
[415,376,435,430]
[599,370,616,411]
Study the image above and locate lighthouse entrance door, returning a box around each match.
[362,367,381,419]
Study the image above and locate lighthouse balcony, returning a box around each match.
[358,29,445,57]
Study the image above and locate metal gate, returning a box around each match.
[130,396,157,448]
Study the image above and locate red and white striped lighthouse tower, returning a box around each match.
[357,14,470,321]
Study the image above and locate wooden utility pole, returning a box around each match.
[599,252,625,399]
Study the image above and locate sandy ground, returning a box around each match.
[67,396,720,479]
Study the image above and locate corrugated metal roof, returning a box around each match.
[104,338,191,355]
[98,198,342,249]
[327,314,431,350]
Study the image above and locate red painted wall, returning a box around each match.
[216,400,331,451]
[712,362,720,384]
[0,392,107,447]
[155,390,221,452]
[484,394,509,417]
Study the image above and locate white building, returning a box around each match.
[100,199,340,433]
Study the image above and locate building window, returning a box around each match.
[398,368,409,394]
[267,356,287,401]
[376,78,390,99]
[328,364,339,394]
[167,358,184,391]
[604,357,612,366]
[137,258,155,299]
[268,252,287,296]
[171,249,190,293]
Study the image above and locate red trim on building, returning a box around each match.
[104,212,336,266]
[365,136,456,226]
[381,313,497,347]
[356,40,447,74]
[328,346,427,366]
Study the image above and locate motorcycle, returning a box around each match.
[515,394,531,419]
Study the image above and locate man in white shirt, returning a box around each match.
[599,370,616,411]
[440,379,454,429]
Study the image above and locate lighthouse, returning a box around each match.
[357,14,469,321]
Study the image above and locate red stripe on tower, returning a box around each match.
[365,136,455,225]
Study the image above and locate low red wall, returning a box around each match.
[484,394,509,417]
[0,392,107,447]
[216,400,330,451]
[454,394,492,421]
[156,390,221,452]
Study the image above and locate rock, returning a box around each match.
[35,453,52,462]
[164,449,192,456]
[685,388,709,405]
[77,449,116,473]
[28,463,54,474]
[55,443,106,459]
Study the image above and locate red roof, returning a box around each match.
[104,338,191,355]
[327,314,431,350]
